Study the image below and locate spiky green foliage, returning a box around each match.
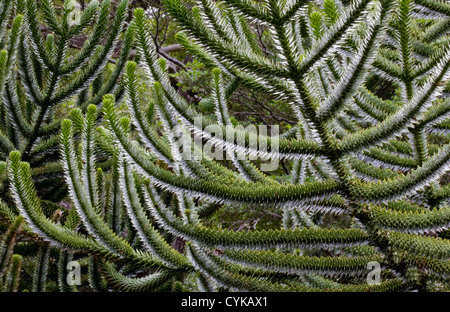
[0,0,135,292]
[0,215,23,291]
[2,0,450,292]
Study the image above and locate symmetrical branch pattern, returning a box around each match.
[1,0,450,292]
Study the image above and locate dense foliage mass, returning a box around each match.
[0,0,450,292]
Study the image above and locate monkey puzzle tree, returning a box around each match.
[0,0,135,291]
[4,0,450,292]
